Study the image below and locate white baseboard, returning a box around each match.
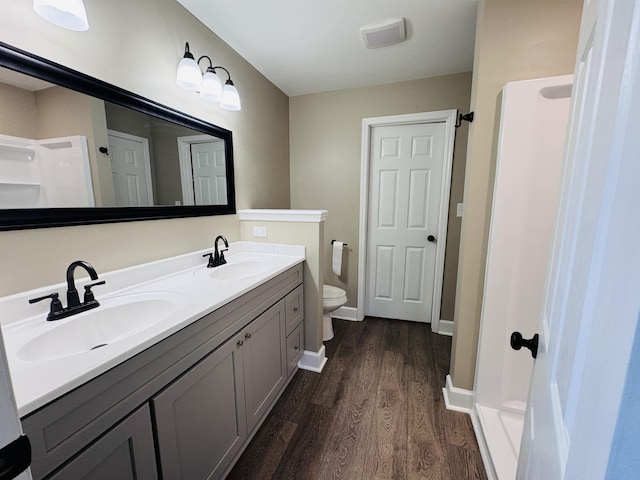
[330,306,359,321]
[438,319,454,336]
[297,345,328,373]
[442,377,494,479]
[470,405,498,480]
[442,374,473,413]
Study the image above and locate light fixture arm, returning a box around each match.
[197,55,214,71]
[183,42,195,60]
[213,66,233,84]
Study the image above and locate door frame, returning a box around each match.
[357,110,457,332]
[177,134,224,206]
[107,129,153,206]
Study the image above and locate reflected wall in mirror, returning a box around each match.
[0,42,235,230]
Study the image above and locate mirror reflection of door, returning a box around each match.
[108,130,153,206]
[178,135,226,206]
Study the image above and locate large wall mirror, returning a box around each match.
[0,42,235,231]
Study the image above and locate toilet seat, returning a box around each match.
[323,285,347,309]
[323,285,346,299]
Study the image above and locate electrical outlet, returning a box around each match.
[253,226,267,238]
[457,203,464,218]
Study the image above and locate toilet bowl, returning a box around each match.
[323,285,347,341]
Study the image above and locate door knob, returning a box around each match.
[510,331,539,359]
[427,235,437,243]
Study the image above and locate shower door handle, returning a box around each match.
[510,331,539,359]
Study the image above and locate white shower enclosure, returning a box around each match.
[0,133,94,208]
[472,75,573,480]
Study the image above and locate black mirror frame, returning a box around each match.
[0,41,236,231]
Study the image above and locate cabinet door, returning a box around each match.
[152,337,247,480]
[47,405,157,480]
[243,300,286,433]
[284,284,304,335]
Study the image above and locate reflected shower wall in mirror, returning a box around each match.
[0,70,226,208]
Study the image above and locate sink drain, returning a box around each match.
[90,343,108,351]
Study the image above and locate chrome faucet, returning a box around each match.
[29,260,106,321]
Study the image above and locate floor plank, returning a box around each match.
[227,318,487,480]
[407,381,452,480]
[362,349,408,479]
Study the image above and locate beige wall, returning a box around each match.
[450,0,583,390]
[0,0,289,296]
[289,73,472,321]
[0,83,38,138]
[240,221,325,352]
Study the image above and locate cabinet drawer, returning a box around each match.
[286,323,304,378]
[284,284,303,335]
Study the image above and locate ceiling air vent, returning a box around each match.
[360,17,406,49]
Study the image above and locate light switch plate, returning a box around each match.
[253,226,267,238]
[457,203,464,217]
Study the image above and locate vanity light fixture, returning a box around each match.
[176,42,242,111]
[33,0,89,32]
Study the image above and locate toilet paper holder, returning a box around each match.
[331,239,348,246]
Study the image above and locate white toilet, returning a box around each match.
[323,285,347,341]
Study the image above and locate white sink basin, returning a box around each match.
[17,292,186,362]
[195,260,272,280]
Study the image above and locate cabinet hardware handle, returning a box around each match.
[237,340,244,347]
[245,332,252,339]
[293,307,298,313]
[294,345,299,350]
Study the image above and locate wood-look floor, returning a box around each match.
[227,317,487,480]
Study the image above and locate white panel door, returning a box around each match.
[108,131,153,206]
[518,0,640,478]
[366,122,445,322]
[190,140,226,205]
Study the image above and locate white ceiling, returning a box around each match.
[177,0,478,97]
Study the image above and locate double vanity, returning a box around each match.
[0,241,305,479]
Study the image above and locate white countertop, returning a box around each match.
[0,242,304,417]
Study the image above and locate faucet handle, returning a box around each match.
[219,248,228,264]
[83,280,106,303]
[29,293,63,316]
[203,253,215,268]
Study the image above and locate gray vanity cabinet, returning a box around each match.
[47,405,157,480]
[152,334,247,480]
[243,300,286,433]
[22,263,303,480]
[152,299,287,478]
